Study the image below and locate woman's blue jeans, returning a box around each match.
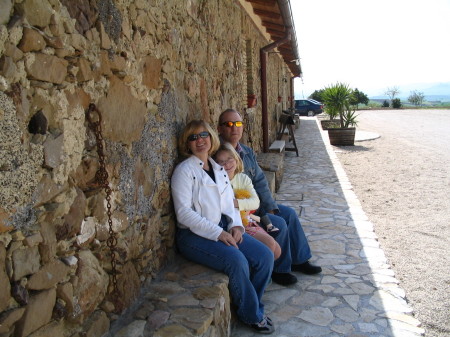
[268,204,312,273]
[176,228,274,324]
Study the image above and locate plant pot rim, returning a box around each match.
[327,127,356,130]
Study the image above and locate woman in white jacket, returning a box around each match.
[171,120,275,334]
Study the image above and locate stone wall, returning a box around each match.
[0,0,292,336]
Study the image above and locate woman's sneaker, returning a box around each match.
[250,316,275,334]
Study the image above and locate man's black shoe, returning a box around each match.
[271,272,297,285]
[250,316,275,334]
[291,261,322,275]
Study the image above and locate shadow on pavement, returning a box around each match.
[231,118,423,337]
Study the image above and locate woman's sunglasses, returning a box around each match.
[188,131,210,141]
[220,121,243,127]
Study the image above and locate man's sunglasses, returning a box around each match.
[187,131,210,141]
[220,121,243,127]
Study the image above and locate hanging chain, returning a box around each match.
[86,103,118,294]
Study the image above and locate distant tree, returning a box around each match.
[309,89,325,102]
[382,100,390,107]
[349,88,369,109]
[392,98,402,109]
[408,90,425,106]
[385,86,400,103]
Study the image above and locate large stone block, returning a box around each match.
[263,171,276,195]
[115,261,140,312]
[59,187,86,240]
[18,27,46,52]
[109,54,126,72]
[26,320,65,337]
[17,0,53,28]
[76,217,96,248]
[14,288,56,337]
[141,56,162,90]
[25,53,68,84]
[0,55,16,78]
[33,174,68,207]
[3,43,24,61]
[257,152,285,192]
[74,250,109,322]
[0,307,25,334]
[97,76,147,145]
[0,242,11,312]
[0,0,12,25]
[97,50,113,76]
[82,310,110,337]
[77,57,94,82]
[61,0,97,34]
[12,245,41,281]
[27,259,71,290]
[43,134,64,169]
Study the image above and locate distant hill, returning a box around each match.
[422,82,450,96]
[423,95,450,102]
[370,82,450,102]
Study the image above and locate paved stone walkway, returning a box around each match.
[231,117,424,337]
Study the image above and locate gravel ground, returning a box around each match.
[331,109,450,337]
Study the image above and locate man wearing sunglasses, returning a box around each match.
[218,108,322,286]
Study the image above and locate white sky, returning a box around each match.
[290,0,450,98]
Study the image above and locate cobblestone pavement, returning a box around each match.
[231,117,424,337]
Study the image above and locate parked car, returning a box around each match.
[294,99,324,116]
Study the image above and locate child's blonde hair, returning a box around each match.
[214,142,244,173]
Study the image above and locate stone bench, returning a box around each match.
[268,140,285,153]
[105,150,287,336]
[256,152,284,193]
[108,255,232,337]
[106,150,287,337]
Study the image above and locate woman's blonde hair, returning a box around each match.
[178,120,220,158]
[214,142,244,173]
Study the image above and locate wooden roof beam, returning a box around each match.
[253,8,281,19]
[267,29,286,37]
[246,0,276,6]
[262,22,286,32]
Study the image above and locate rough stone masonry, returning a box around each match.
[0,0,292,336]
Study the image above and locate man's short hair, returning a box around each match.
[218,108,242,125]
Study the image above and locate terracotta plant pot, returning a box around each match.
[247,94,257,108]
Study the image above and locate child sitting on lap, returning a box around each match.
[215,143,281,260]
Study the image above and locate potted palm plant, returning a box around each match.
[320,107,340,130]
[321,82,358,145]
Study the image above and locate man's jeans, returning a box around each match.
[268,204,312,273]
[176,228,274,324]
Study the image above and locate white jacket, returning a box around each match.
[171,155,244,241]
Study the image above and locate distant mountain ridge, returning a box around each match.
[370,82,450,101]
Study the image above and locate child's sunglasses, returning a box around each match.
[220,121,243,127]
[187,131,210,141]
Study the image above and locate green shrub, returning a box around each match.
[392,98,402,108]
[382,100,389,107]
